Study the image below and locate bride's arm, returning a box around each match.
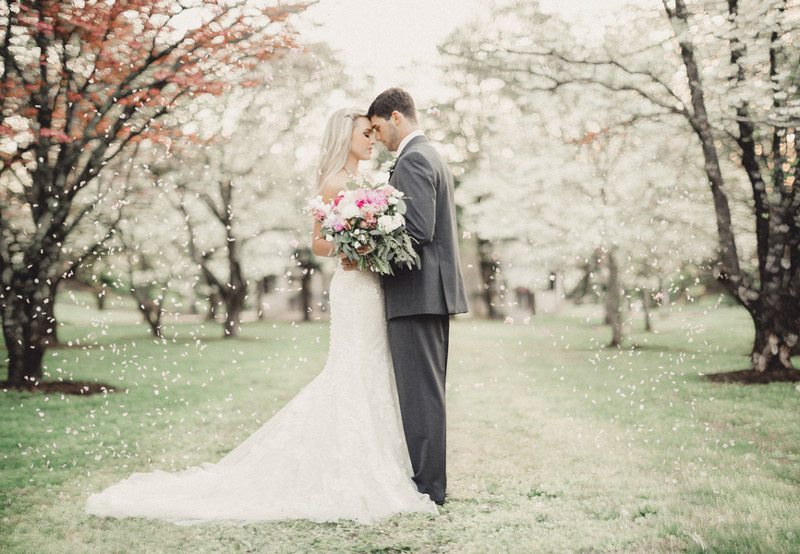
[311,218,335,257]
[310,172,346,257]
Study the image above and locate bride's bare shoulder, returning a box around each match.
[318,170,348,203]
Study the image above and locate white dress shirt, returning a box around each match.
[396,129,425,156]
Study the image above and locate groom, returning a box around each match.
[367,88,468,505]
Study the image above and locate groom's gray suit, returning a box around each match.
[383,134,468,504]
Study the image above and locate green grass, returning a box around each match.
[1,296,799,553]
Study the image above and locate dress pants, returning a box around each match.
[387,314,450,503]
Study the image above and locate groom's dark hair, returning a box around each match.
[367,88,418,123]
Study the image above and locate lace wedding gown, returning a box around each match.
[84,265,438,525]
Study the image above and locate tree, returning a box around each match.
[291,246,319,322]
[0,0,307,386]
[428,77,523,318]
[120,162,195,339]
[157,42,349,334]
[177,178,248,337]
[447,77,712,340]
[441,0,798,376]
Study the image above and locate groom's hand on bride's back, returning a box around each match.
[340,247,372,271]
[340,253,357,271]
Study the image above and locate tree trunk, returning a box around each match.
[727,0,770,284]
[147,314,163,338]
[132,292,164,339]
[256,276,276,321]
[43,279,61,346]
[606,250,623,347]
[223,299,244,338]
[180,181,250,337]
[748,261,798,370]
[256,277,267,321]
[751,315,796,372]
[256,282,265,321]
[207,291,220,321]
[642,289,653,333]
[220,273,247,338]
[570,265,592,304]
[478,238,500,319]
[667,0,742,286]
[96,286,107,311]
[568,249,602,304]
[480,262,498,318]
[0,166,116,384]
[1,283,49,385]
[220,269,247,338]
[143,303,163,339]
[300,271,313,322]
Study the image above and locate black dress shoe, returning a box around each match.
[434,499,445,506]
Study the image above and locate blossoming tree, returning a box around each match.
[0,0,308,386]
[442,0,798,377]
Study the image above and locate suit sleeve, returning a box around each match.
[393,151,436,246]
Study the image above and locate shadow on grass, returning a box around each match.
[0,379,123,395]
[629,342,707,355]
[703,368,800,384]
[565,342,703,355]
[47,334,266,349]
[166,335,264,344]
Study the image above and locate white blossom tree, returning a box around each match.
[153,43,350,335]
[442,0,798,376]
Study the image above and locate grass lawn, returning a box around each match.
[1,296,799,553]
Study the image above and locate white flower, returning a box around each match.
[378,214,403,233]
[307,196,326,211]
[339,202,360,219]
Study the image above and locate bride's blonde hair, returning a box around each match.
[315,107,366,191]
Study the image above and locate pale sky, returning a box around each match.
[296,0,658,105]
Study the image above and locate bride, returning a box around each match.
[84,107,439,525]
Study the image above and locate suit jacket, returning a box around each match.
[383,135,469,319]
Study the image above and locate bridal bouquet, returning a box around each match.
[308,179,421,275]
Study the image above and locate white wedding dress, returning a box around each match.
[84,265,438,525]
